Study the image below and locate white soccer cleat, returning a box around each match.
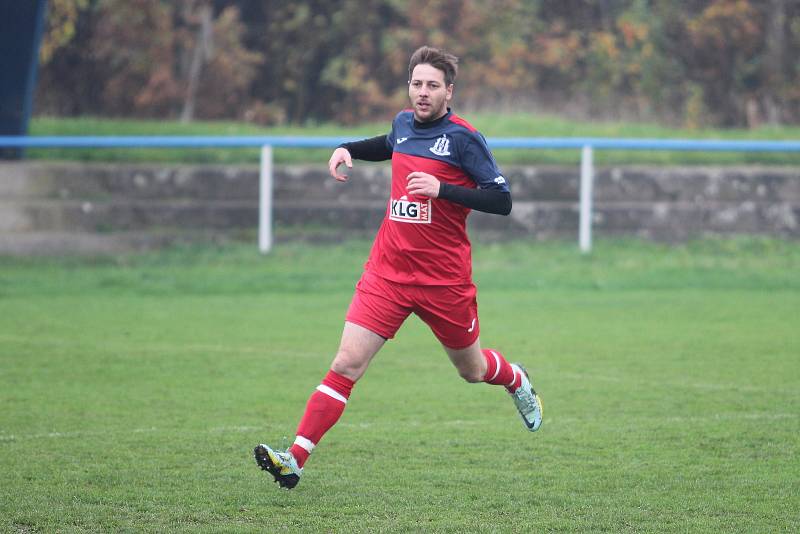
[254,444,302,489]
[509,363,543,432]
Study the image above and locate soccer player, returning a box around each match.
[255,46,542,489]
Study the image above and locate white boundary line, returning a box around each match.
[2,334,795,396]
[2,413,797,443]
[0,334,324,358]
[557,371,799,395]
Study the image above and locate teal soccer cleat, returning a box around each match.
[509,363,543,431]
[254,444,302,489]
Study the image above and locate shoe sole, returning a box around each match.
[254,444,300,489]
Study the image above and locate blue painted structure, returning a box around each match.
[0,135,798,252]
[1,136,800,152]
[0,0,48,158]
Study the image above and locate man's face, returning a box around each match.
[408,63,453,123]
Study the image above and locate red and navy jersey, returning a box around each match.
[365,109,509,285]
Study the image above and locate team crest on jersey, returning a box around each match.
[429,135,451,156]
[390,195,432,224]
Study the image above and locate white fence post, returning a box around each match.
[259,145,273,253]
[579,144,594,253]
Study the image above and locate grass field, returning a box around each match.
[1,238,799,532]
[28,114,800,166]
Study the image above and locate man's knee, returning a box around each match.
[330,322,386,381]
[457,366,485,383]
[331,346,369,380]
[445,340,486,383]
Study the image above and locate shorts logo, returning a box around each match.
[390,195,432,224]
[429,135,451,156]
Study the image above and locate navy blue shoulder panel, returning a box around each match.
[451,126,509,192]
[389,110,509,192]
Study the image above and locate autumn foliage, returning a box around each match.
[37,0,800,127]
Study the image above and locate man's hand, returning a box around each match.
[328,147,353,182]
[406,171,440,198]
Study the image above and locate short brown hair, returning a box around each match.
[408,46,458,86]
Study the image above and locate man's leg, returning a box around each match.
[288,321,385,465]
[255,322,385,489]
[330,321,388,381]
[444,338,519,389]
[443,338,543,432]
[413,282,543,432]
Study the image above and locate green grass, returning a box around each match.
[27,114,800,166]
[1,237,799,532]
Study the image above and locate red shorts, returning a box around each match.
[345,270,480,349]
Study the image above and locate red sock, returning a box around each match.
[482,349,522,392]
[288,370,354,468]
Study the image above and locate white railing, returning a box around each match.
[2,135,799,253]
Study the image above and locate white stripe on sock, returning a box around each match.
[488,350,502,382]
[316,384,348,404]
[294,435,316,453]
[507,366,518,387]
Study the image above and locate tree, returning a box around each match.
[39,0,90,65]
[34,0,800,127]
[36,0,263,120]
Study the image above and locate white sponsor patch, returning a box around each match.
[389,195,432,224]
[494,175,506,185]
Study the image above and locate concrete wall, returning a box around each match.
[0,161,797,253]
